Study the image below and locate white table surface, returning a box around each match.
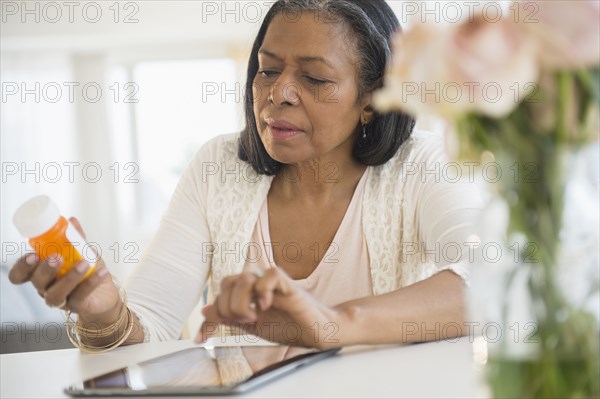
[1,336,486,398]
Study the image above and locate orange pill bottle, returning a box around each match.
[13,196,96,278]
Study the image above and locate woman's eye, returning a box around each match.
[305,76,328,85]
[258,70,279,78]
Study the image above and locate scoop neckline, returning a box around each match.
[260,167,369,283]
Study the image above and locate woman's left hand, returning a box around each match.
[196,268,344,349]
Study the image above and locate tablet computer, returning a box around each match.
[64,345,340,396]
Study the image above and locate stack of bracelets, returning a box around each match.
[65,278,134,353]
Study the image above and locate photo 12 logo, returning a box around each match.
[1,240,141,265]
[398,1,540,24]
[1,1,140,24]
[1,82,139,104]
[1,162,139,184]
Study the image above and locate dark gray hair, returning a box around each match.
[239,0,416,175]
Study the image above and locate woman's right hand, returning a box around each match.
[7,217,122,324]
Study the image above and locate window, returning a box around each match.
[108,58,242,240]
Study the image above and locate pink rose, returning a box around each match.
[375,17,538,119]
[515,0,600,69]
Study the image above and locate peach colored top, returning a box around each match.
[244,168,373,307]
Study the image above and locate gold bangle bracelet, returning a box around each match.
[64,276,134,354]
[75,304,127,336]
[66,306,134,354]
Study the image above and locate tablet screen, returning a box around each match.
[66,345,340,396]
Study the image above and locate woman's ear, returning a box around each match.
[361,104,376,124]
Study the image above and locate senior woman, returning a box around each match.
[9,0,481,351]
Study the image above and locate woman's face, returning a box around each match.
[253,12,369,166]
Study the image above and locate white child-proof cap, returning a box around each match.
[13,195,61,238]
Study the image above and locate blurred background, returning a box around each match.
[2,0,597,353]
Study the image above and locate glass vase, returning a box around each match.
[468,145,600,398]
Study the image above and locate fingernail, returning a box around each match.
[194,333,203,344]
[201,305,210,315]
[76,262,89,273]
[25,254,38,266]
[97,268,109,278]
[258,297,268,311]
[48,256,62,268]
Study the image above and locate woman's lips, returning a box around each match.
[269,126,303,140]
[266,119,303,141]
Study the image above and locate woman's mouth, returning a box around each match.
[266,119,303,141]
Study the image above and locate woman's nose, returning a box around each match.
[269,72,301,106]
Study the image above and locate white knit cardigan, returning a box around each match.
[126,130,482,342]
